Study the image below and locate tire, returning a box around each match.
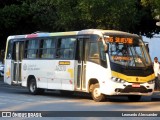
[128,95,141,102]
[28,78,44,95]
[91,83,106,102]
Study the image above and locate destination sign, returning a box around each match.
[104,37,133,44]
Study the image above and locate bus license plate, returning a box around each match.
[132,84,140,88]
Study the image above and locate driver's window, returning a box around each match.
[99,42,107,68]
[88,42,100,64]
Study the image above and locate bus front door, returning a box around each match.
[76,38,89,91]
[11,41,24,84]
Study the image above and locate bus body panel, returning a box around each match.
[101,79,154,96]
[85,61,111,92]
[4,59,12,85]
[22,60,75,91]
[85,61,154,96]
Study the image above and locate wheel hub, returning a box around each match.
[94,88,101,98]
[30,82,35,92]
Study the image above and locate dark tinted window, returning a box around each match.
[56,37,76,59]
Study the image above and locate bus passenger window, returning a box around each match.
[25,40,39,59]
[40,38,56,59]
[56,38,76,59]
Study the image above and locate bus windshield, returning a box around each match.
[104,36,152,67]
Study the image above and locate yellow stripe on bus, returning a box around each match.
[68,69,74,78]
[111,71,155,83]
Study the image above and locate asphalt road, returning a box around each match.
[0,77,160,120]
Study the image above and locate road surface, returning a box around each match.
[0,77,160,120]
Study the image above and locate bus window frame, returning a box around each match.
[88,41,100,64]
[23,36,77,60]
[39,38,57,59]
[78,34,108,68]
[6,39,14,59]
[56,36,77,60]
[6,39,25,60]
[24,38,40,59]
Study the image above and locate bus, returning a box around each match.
[4,29,155,102]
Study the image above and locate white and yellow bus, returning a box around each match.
[4,29,155,102]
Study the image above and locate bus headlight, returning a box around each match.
[147,79,155,84]
[111,77,126,83]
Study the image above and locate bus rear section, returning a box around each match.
[4,36,25,85]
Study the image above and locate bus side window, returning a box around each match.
[40,38,56,59]
[6,40,12,59]
[64,38,75,59]
[25,39,39,59]
[88,42,100,64]
[99,42,107,68]
[56,37,76,59]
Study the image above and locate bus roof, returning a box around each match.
[77,29,139,37]
[7,31,78,40]
[7,29,139,41]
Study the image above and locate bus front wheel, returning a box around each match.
[28,79,44,95]
[91,83,105,102]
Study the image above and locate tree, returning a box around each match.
[50,0,139,32]
[140,0,160,36]
[141,0,160,15]
[0,0,160,50]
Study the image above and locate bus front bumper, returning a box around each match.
[114,85,153,96]
[101,81,154,96]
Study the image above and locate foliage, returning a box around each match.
[141,0,160,21]
[140,0,160,37]
[0,0,159,49]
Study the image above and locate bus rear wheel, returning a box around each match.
[28,79,44,95]
[128,95,141,102]
[91,83,105,102]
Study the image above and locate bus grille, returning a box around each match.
[115,85,152,93]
